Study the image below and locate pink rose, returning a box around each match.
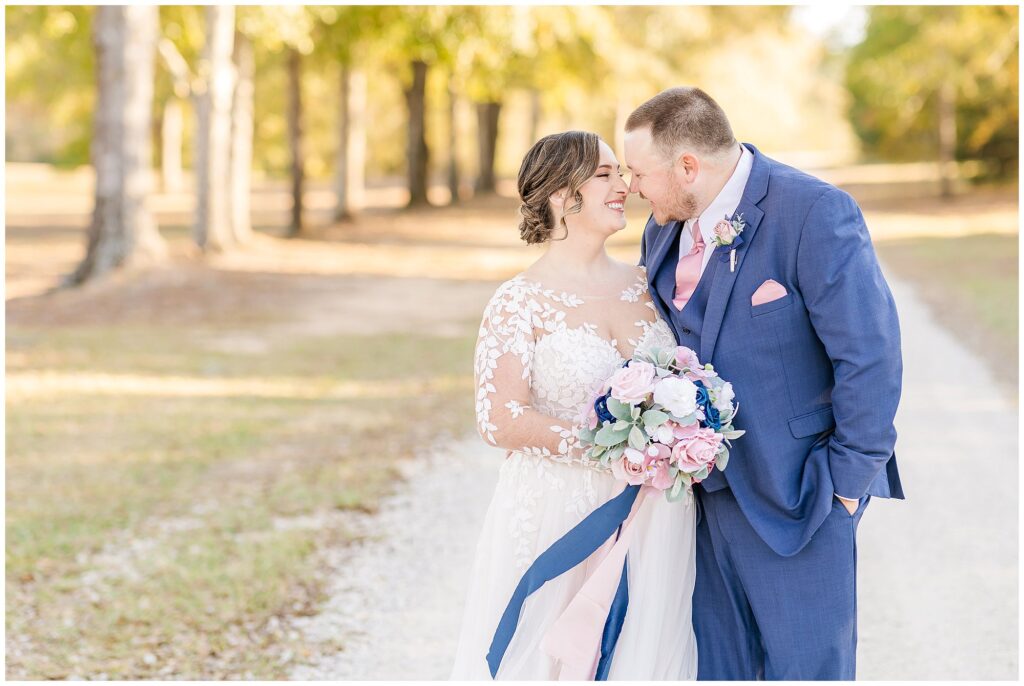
[612,452,650,485]
[713,219,738,245]
[609,361,657,405]
[671,428,723,473]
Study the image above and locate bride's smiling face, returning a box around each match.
[558,140,629,238]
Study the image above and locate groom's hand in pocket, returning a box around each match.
[835,494,858,515]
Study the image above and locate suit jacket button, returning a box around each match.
[682,327,692,335]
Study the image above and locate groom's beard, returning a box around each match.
[661,185,699,224]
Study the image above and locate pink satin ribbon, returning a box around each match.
[540,485,652,679]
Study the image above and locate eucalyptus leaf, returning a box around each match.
[595,424,630,447]
[642,409,670,429]
[628,425,647,451]
[716,449,730,472]
[607,397,632,421]
[675,412,699,426]
[606,444,625,462]
[666,487,687,503]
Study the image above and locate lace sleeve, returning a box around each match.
[474,282,579,458]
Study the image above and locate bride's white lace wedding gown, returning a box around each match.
[449,267,698,680]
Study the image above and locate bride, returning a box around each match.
[449,131,698,680]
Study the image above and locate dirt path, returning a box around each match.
[288,438,503,680]
[856,270,1018,679]
[285,267,1018,681]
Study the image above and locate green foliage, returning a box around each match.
[5,6,890,178]
[845,6,1019,174]
[6,6,95,165]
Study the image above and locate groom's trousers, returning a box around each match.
[693,486,869,680]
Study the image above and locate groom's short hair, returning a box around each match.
[625,87,736,159]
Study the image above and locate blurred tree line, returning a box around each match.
[845,5,1018,194]
[4,5,1018,284]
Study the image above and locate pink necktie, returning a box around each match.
[673,220,704,310]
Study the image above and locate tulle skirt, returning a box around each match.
[449,451,698,680]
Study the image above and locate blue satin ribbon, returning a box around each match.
[594,558,629,680]
[486,484,640,679]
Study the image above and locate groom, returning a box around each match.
[625,87,903,680]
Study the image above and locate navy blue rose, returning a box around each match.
[693,380,722,430]
[694,380,710,409]
[594,393,616,424]
[704,404,722,432]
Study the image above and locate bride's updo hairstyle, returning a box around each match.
[516,131,600,244]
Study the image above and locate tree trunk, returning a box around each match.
[70,5,165,285]
[161,97,184,192]
[193,5,235,252]
[229,30,253,244]
[287,47,305,235]
[405,60,430,207]
[156,38,191,195]
[938,79,957,199]
[334,64,367,221]
[447,82,460,204]
[475,101,501,194]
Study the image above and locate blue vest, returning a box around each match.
[653,231,728,492]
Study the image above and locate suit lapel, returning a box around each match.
[699,144,771,363]
[646,219,684,321]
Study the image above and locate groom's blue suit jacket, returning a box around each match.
[640,143,904,557]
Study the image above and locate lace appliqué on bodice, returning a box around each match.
[473,269,677,467]
[473,269,679,573]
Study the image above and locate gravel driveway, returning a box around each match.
[290,271,1018,680]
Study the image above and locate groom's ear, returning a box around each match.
[676,152,699,182]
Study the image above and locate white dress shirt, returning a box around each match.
[677,144,754,278]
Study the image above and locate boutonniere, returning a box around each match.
[711,214,744,248]
[712,214,745,272]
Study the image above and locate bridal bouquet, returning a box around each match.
[577,346,745,501]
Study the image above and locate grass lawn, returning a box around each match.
[875,233,1018,390]
[6,321,476,678]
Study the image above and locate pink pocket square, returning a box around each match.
[751,279,788,306]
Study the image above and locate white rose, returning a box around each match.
[712,382,735,413]
[653,377,698,418]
